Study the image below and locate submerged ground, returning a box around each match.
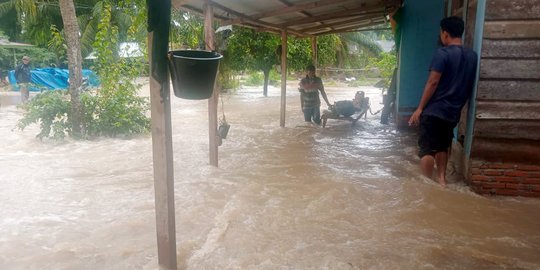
[1,80,539,269]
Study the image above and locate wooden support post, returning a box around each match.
[280,30,288,127]
[311,36,317,66]
[205,3,219,167]
[148,33,177,270]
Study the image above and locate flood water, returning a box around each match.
[1,81,539,269]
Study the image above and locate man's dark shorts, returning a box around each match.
[418,115,456,158]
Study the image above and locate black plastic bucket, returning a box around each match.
[168,50,223,100]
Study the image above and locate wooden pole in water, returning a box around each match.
[280,30,288,127]
[148,32,177,269]
[311,36,317,67]
[205,3,219,167]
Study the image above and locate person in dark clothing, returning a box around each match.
[298,64,331,124]
[380,68,397,125]
[14,55,31,102]
[408,16,478,187]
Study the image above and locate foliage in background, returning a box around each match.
[170,10,203,49]
[368,52,397,88]
[17,90,71,140]
[0,46,57,77]
[226,27,280,96]
[0,0,140,66]
[18,0,150,139]
[88,0,149,137]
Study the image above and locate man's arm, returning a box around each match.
[318,81,331,107]
[408,70,442,126]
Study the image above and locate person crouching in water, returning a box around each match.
[321,91,370,127]
[299,64,331,124]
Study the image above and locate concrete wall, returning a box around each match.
[396,0,445,127]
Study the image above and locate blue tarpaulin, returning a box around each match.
[8,68,100,91]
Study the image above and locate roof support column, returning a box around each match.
[204,3,219,166]
[148,21,177,270]
[280,30,288,127]
[311,36,317,66]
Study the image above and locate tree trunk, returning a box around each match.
[263,69,270,97]
[59,0,83,136]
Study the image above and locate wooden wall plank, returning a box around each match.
[482,39,540,58]
[486,0,540,20]
[471,137,540,164]
[477,80,540,101]
[476,80,540,101]
[480,59,540,79]
[474,119,540,140]
[484,21,540,39]
[476,101,540,120]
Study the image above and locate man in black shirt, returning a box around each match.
[408,16,478,187]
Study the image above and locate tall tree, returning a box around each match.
[227,27,280,97]
[59,0,83,136]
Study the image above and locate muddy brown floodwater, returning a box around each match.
[1,81,539,269]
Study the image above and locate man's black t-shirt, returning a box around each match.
[423,45,478,123]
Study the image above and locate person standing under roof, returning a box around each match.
[408,16,478,187]
[298,64,331,124]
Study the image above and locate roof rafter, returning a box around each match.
[281,7,385,27]
[249,0,356,20]
[313,19,387,35]
[182,0,307,36]
[297,14,383,33]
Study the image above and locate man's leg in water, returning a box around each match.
[420,155,435,179]
[435,151,448,187]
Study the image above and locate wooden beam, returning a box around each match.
[274,0,313,18]
[177,5,230,21]
[249,0,356,20]
[486,0,540,20]
[281,7,385,27]
[207,0,305,37]
[480,59,540,79]
[471,137,540,164]
[341,27,392,32]
[481,39,540,59]
[280,30,287,127]
[312,18,386,35]
[172,0,189,10]
[484,21,540,39]
[204,4,219,167]
[148,32,177,270]
[476,101,540,120]
[297,16,364,33]
[299,13,383,33]
[477,80,540,101]
[475,119,540,140]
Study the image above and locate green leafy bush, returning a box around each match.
[18,88,150,140]
[17,0,150,140]
[368,52,397,88]
[268,69,281,87]
[17,91,71,140]
[245,72,264,86]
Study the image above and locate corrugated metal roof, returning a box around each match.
[173,0,400,36]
